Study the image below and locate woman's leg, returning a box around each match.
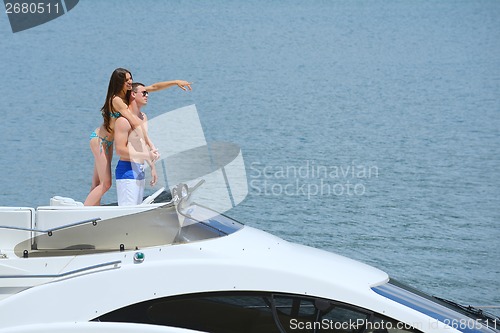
[89,161,99,192]
[84,139,113,206]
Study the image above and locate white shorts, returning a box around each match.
[116,179,145,206]
[115,160,146,206]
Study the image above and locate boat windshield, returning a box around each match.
[372,280,499,333]
[14,203,244,257]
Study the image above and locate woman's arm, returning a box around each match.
[112,97,158,157]
[112,97,142,128]
[140,79,192,148]
[145,80,192,92]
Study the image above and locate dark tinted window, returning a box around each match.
[148,294,278,333]
[96,292,278,333]
[273,295,370,333]
[95,292,422,333]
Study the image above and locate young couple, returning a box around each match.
[84,68,192,206]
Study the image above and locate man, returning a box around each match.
[114,82,158,206]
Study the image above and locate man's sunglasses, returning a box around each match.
[135,90,149,97]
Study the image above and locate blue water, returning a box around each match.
[1,0,499,315]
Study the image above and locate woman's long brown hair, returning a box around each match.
[101,68,132,132]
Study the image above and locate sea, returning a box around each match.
[0,0,499,317]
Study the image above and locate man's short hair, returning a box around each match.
[132,82,145,92]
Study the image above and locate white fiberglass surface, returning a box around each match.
[13,204,243,257]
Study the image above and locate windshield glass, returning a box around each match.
[372,280,499,333]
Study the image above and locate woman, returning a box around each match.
[84,68,192,206]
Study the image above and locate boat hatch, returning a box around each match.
[9,203,243,258]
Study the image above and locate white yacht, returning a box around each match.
[1,105,498,332]
[0,182,498,333]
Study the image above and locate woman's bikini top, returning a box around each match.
[110,110,121,118]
